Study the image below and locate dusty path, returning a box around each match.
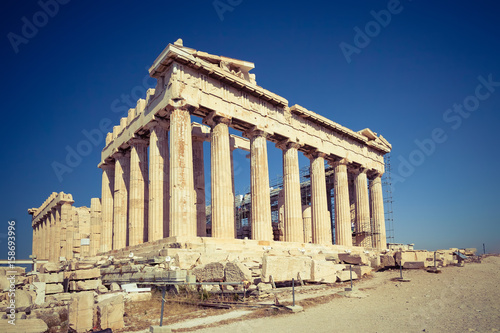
[193,256,500,333]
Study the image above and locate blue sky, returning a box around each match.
[1,0,499,260]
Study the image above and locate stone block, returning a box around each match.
[262,255,312,282]
[71,268,101,280]
[337,270,358,282]
[70,280,101,291]
[97,292,126,303]
[110,282,120,291]
[352,265,373,277]
[69,291,94,332]
[0,318,48,333]
[45,292,71,303]
[198,252,229,264]
[175,251,200,269]
[395,251,430,267]
[192,262,225,282]
[0,275,10,292]
[0,267,25,276]
[338,253,368,265]
[310,260,345,283]
[257,282,273,292]
[97,294,124,330]
[224,261,252,282]
[403,261,426,269]
[45,283,64,295]
[14,289,33,311]
[32,282,46,305]
[380,254,396,267]
[34,272,63,284]
[124,292,152,302]
[40,262,60,273]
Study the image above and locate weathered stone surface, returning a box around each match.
[0,276,11,292]
[97,292,126,303]
[175,252,200,269]
[224,261,252,282]
[403,261,426,269]
[124,292,152,302]
[45,283,64,295]
[0,267,25,276]
[0,318,48,333]
[338,253,368,265]
[97,294,124,330]
[198,253,229,265]
[71,268,101,280]
[110,282,120,291]
[257,282,273,292]
[395,251,429,267]
[193,262,225,282]
[69,291,94,332]
[352,265,373,277]
[45,292,71,303]
[40,262,60,273]
[310,260,345,283]
[34,272,63,284]
[15,289,33,311]
[380,254,396,267]
[32,282,46,305]
[98,284,108,293]
[262,255,312,282]
[70,279,101,291]
[337,270,358,282]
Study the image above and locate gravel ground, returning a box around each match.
[192,255,500,333]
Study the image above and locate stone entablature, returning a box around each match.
[30,192,74,227]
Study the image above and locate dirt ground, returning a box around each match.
[188,255,500,333]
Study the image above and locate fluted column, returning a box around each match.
[209,116,234,238]
[89,198,102,256]
[33,225,38,258]
[43,219,48,260]
[333,159,352,246]
[148,121,170,241]
[369,173,387,250]
[192,136,206,237]
[66,210,74,260]
[169,107,196,237]
[49,211,56,262]
[309,152,332,245]
[246,130,272,240]
[60,201,72,258]
[281,142,303,242]
[354,168,372,247]
[113,150,130,249]
[100,162,115,253]
[129,138,149,246]
[54,207,61,261]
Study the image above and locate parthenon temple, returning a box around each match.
[30,39,392,262]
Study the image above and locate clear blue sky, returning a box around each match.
[1,0,499,260]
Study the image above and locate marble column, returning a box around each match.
[282,142,303,242]
[53,207,61,261]
[169,108,196,237]
[333,159,352,246]
[354,168,372,248]
[66,210,74,260]
[43,219,49,260]
[60,201,73,258]
[49,211,56,262]
[148,121,169,241]
[248,130,272,241]
[209,117,234,238]
[129,138,149,246]
[369,173,387,250]
[100,162,115,253]
[89,198,102,256]
[113,150,130,249]
[309,152,332,245]
[33,225,38,258]
[192,136,206,237]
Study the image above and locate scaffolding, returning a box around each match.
[382,153,395,243]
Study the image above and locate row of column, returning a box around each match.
[31,201,74,262]
[99,107,387,252]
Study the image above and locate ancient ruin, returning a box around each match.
[30,39,392,259]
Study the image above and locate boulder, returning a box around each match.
[262,255,312,282]
[337,270,358,282]
[224,261,252,282]
[192,262,225,282]
[14,289,33,311]
[97,294,124,330]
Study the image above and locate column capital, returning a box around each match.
[304,149,327,160]
[328,158,349,168]
[203,111,231,128]
[243,127,268,139]
[112,149,130,160]
[129,137,149,147]
[276,139,302,151]
[146,117,170,131]
[367,170,383,180]
[349,164,368,175]
[98,160,115,170]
